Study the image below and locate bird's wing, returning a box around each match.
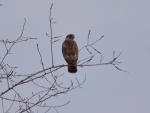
[72,40,78,61]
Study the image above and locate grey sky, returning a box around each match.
[0,0,150,113]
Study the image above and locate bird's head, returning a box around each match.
[66,34,75,40]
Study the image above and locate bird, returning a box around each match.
[62,34,78,73]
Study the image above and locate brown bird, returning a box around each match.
[62,34,78,73]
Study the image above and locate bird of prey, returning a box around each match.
[62,34,78,73]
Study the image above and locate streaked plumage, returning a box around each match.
[62,34,78,73]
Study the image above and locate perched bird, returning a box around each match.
[62,34,78,73]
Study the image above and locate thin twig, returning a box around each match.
[54,107,59,113]
[89,35,104,46]
[87,30,91,45]
[45,107,51,113]
[1,98,4,113]
[100,55,105,64]
[52,39,60,43]
[76,78,82,88]
[37,44,45,74]
[0,18,26,65]
[49,4,54,67]
[6,94,16,112]
[79,30,104,55]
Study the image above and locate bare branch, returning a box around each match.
[89,35,104,46]
[49,3,54,67]
[76,78,82,88]
[100,55,105,64]
[87,30,91,45]
[52,39,60,43]
[6,94,16,113]
[79,30,104,55]
[0,18,26,65]
[37,44,45,74]
[45,107,51,113]
[1,98,4,113]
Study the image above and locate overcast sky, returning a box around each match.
[0,0,150,113]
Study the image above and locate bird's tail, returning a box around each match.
[68,64,77,73]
